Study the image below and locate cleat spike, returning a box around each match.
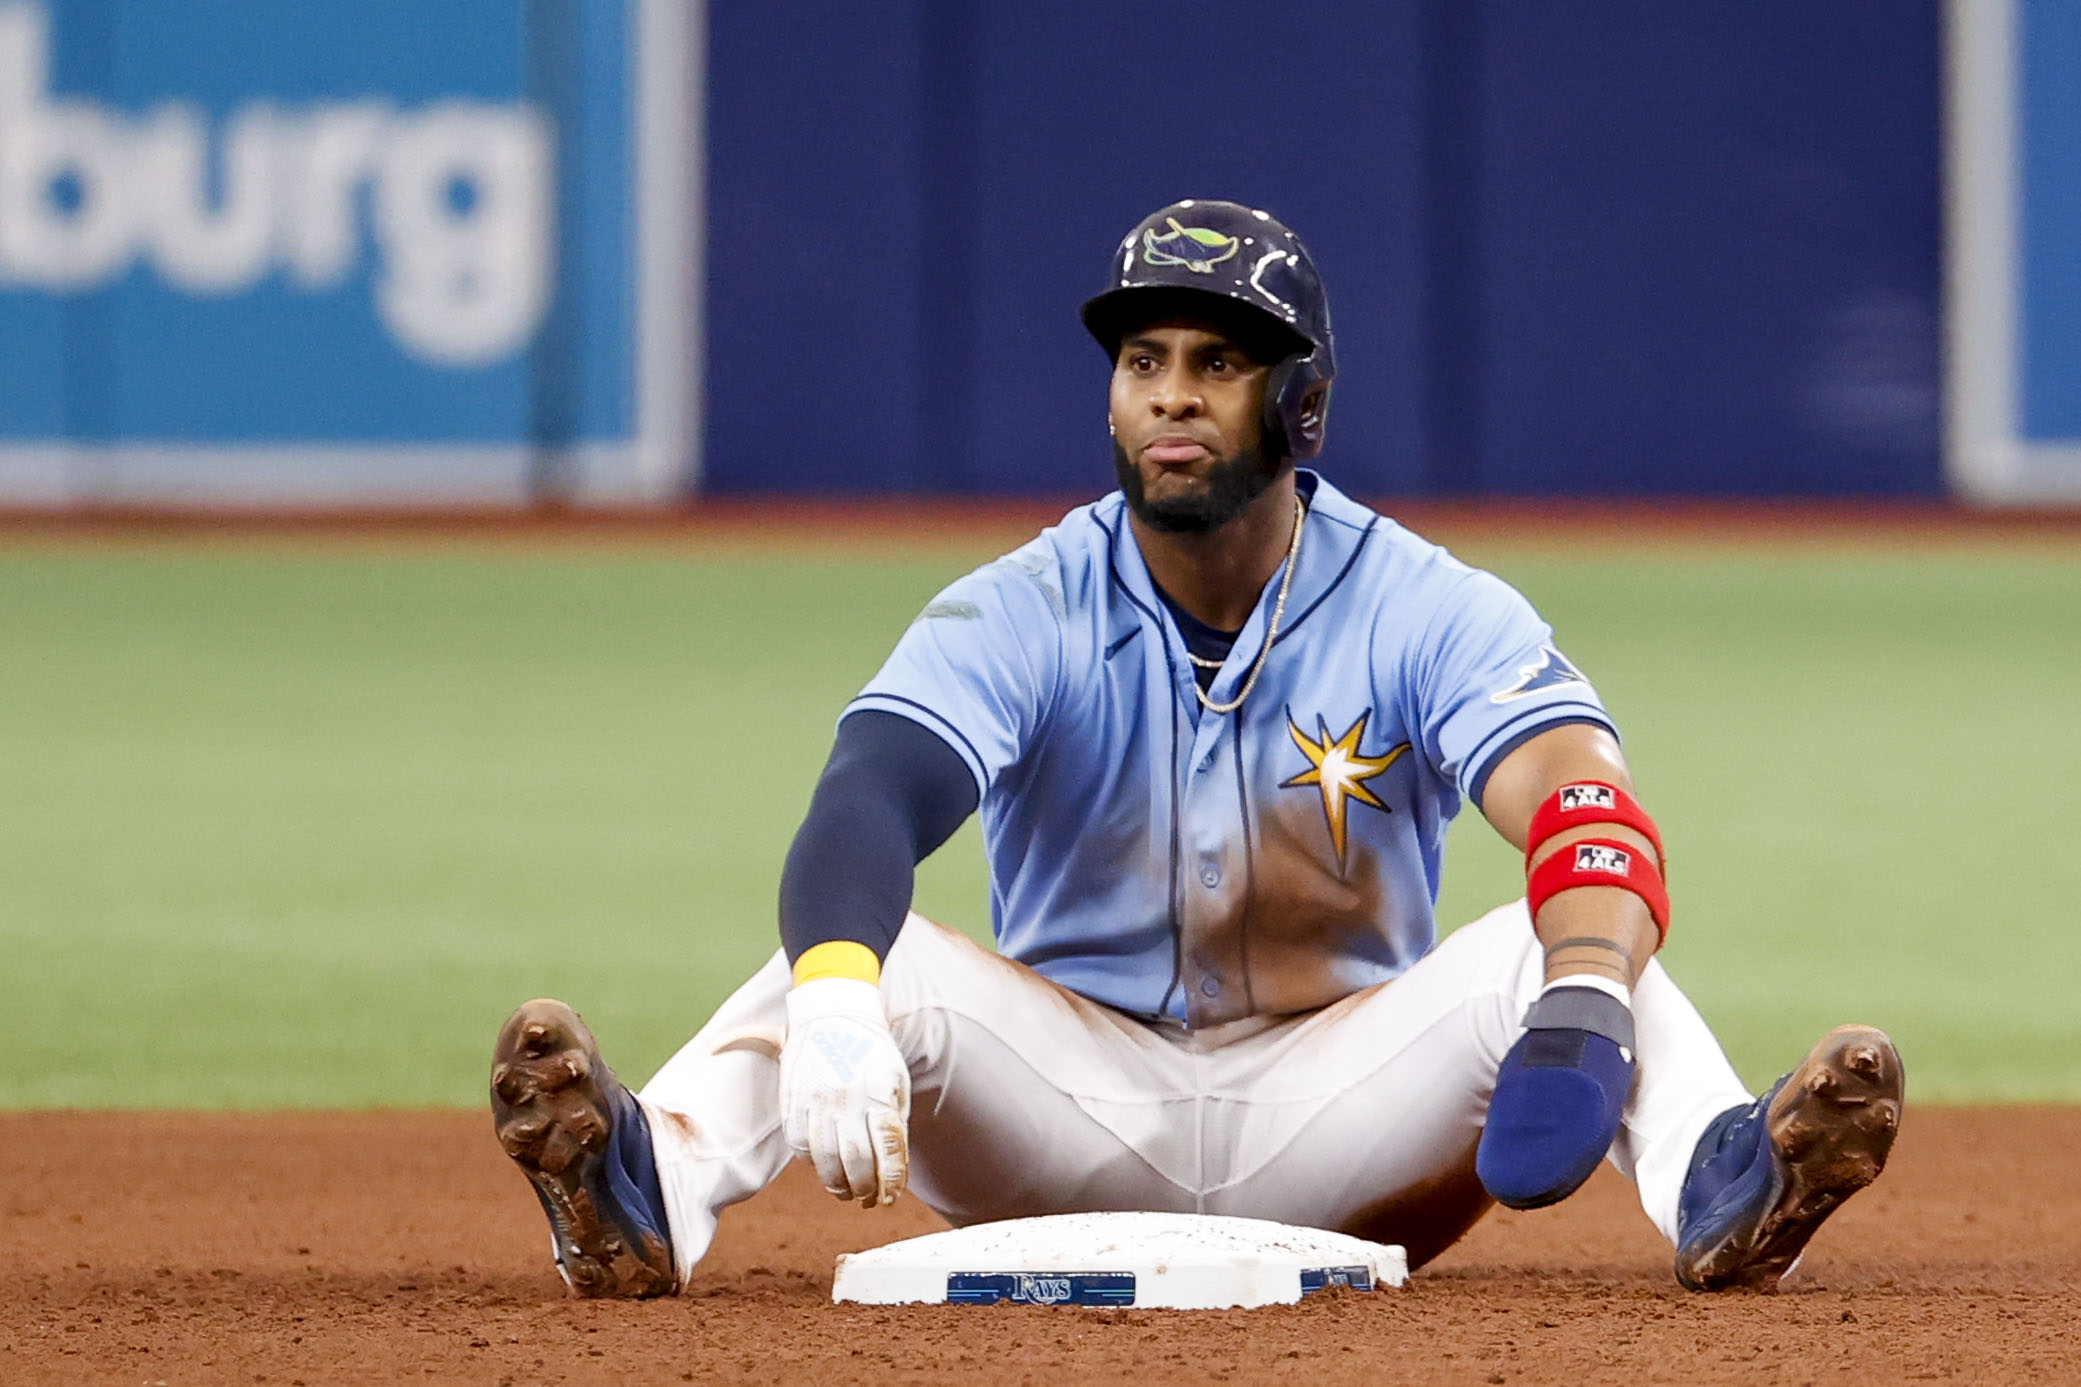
[538,1126,582,1176]
[497,1116,548,1157]
[492,1066,533,1105]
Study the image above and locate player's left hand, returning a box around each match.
[1476,983,1636,1209]
[780,977,912,1207]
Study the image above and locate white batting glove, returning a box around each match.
[780,977,911,1207]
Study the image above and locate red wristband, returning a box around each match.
[1526,836,1670,945]
[1524,780,1665,870]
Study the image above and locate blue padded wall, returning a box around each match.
[701,1,1941,498]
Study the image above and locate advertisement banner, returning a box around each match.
[0,0,698,505]
[1948,0,2081,502]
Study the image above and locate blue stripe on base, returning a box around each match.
[946,1272,1137,1306]
[1300,1265,1376,1295]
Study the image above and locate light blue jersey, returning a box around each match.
[847,472,1614,1026]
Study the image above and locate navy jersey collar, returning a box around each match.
[1101,471,1372,626]
[1098,470,1378,706]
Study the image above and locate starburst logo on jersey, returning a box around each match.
[1490,645,1590,703]
[1282,710,1410,869]
[1142,217,1239,274]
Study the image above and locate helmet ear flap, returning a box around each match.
[1264,352,1333,461]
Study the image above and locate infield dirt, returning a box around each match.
[5,1106,2075,1386]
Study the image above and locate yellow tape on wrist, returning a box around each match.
[791,940,882,987]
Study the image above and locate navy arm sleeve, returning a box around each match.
[777,709,981,962]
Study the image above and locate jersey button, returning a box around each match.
[1199,976,1221,998]
[1198,864,1221,888]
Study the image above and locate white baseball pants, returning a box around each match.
[636,901,1750,1285]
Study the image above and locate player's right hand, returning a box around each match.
[780,977,911,1207]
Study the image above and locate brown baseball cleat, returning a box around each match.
[491,999,676,1297]
[1672,1024,1904,1291]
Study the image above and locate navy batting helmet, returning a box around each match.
[1081,199,1336,460]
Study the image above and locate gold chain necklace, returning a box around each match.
[1191,494,1307,716]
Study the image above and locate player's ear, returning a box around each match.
[1297,383,1329,433]
[1290,381,1331,457]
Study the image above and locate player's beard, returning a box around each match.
[1113,441,1282,534]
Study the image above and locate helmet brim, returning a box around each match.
[1080,285,1312,366]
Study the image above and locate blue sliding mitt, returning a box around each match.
[1476,984,1636,1210]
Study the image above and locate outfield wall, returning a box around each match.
[0,2,1978,505]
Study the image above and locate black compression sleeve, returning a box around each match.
[777,709,981,963]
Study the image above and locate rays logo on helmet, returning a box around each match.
[1575,844,1632,874]
[1141,217,1239,274]
[1490,645,1590,703]
[1559,783,1617,812]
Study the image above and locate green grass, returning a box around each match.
[3,539,2077,1107]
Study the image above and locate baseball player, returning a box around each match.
[490,200,1902,1299]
